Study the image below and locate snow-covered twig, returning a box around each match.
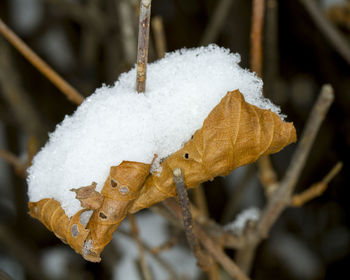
[0,18,84,105]
[136,0,152,93]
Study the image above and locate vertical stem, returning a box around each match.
[250,0,265,77]
[136,0,152,93]
[173,169,204,263]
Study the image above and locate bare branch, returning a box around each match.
[250,0,265,77]
[200,0,234,45]
[0,17,84,105]
[292,161,342,207]
[0,149,26,177]
[173,168,209,270]
[136,0,152,93]
[151,16,167,58]
[299,0,350,65]
[129,214,153,280]
[118,228,180,280]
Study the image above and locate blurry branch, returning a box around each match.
[173,168,210,271]
[299,0,350,65]
[150,235,178,254]
[117,0,138,66]
[236,85,335,273]
[257,157,278,196]
[0,149,26,177]
[118,228,180,280]
[152,16,167,58]
[193,185,209,218]
[264,0,279,101]
[0,39,47,142]
[0,270,13,280]
[292,161,342,207]
[164,199,249,280]
[221,165,255,224]
[129,214,153,280]
[136,0,152,93]
[43,0,109,34]
[0,18,84,105]
[200,0,234,45]
[0,224,49,280]
[250,0,265,77]
[249,0,279,195]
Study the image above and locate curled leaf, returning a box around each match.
[28,90,296,262]
[71,182,104,210]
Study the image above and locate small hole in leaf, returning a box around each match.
[111,179,118,188]
[184,153,189,159]
[119,186,129,194]
[71,224,79,237]
[99,212,107,219]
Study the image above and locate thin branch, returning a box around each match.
[0,17,84,105]
[299,0,350,65]
[236,84,334,273]
[119,228,180,280]
[250,0,279,195]
[151,16,167,59]
[150,235,178,255]
[199,0,234,45]
[136,0,152,93]
[129,214,153,280]
[173,168,209,270]
[163,199,249,280]
[250,0,265,77]
[0,149,27,177]
[292,161,342,207]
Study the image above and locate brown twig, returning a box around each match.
[292,161,342,207]
[0,17,84,105]
[173,168,209,270]
[163,199,249,280]
[199,0,234,45]
[129,214,153,280]
[299,0,350,65]
[250,0,265,77]
[151,16,167,59]
[236,84,335,273]
[250,0,279,195]
[136,0,152,93]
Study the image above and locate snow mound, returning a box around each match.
[27,44,282,217]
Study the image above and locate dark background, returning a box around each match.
[0,0,349,279]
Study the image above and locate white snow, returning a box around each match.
[27,44,283,217]
[224,207,260,235]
